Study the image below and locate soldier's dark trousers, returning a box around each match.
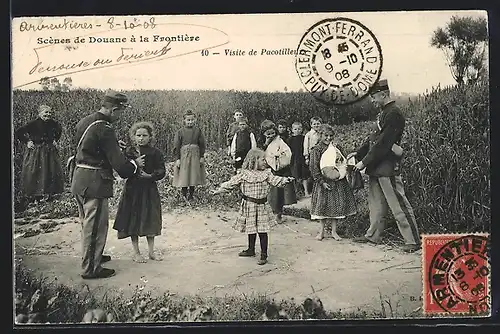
[75,195,109,277]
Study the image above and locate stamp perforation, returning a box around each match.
[421,233,491,317]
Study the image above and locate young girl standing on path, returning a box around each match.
[261,120,297,224]
[173,110,207,200]
[211,148,294,265]
[288,121,311,198]
[309,124,357,241]
[113,121,166,263]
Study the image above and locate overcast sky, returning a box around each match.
[12,10,488,94]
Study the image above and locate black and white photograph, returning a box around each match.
[11,10,491,323]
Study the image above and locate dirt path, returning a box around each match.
[15,199,423,317]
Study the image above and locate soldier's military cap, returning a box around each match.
[103,90,130,107]
[371,79,389,94]
[184,109,195,117]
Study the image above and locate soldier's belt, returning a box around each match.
[76,164,103,170]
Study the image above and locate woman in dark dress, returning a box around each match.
[113,121,166,263]
[14,105,64,202]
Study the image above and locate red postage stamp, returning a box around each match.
[422,233,491,316]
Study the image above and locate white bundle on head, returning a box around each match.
[320,143,347,181]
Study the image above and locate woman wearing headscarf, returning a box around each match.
[15,104,64,203]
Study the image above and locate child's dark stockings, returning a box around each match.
[181,186,195,200]
[248,233,256,252]
[247,233,268,257]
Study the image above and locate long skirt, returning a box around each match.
[268,166,297,214]
[20,143,64,196]
[113,179,162,239]
[173,144,207,188]
[310,178,357,219]
[290,156,310,181]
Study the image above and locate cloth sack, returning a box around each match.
[320,144,347,181]
[345,155,364,190]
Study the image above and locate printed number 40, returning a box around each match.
[201,50,209,56]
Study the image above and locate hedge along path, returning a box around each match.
[13,82,490,236]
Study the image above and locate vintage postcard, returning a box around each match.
[11,11,490,324]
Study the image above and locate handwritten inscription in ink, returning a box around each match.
[13,19,231,89]
[28,42,172,76]
[19,17,157,32]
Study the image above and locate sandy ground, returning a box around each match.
[14,198,424,318]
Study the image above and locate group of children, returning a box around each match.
[226,112,324,197]
[216,111,358,264]
[112,109,358,265]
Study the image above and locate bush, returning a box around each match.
[14,263,385,323]
[400,82,490,233]
[12,89,377,209]
[12,83,490,235]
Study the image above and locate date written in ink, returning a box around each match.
[106,17,157,30]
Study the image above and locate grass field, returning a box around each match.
[13,83,490,234]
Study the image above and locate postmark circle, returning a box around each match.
[428,235,490,314]
[295,17,383,105]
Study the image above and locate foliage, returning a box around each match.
[430,15,488,84]
[14,263,384,323]
[400,82,490,233]
[39,77,73,92]
[15,148,242,219]
[12,89,376,211]
[12,83,490,235]
[12,88,378,165]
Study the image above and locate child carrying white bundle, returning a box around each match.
[309,124,357,241]
[319,142,348,182]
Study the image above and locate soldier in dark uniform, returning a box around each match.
[71,90,145,279]
[351,79,420,253]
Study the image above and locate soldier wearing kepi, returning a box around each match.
[71,90,145,279]
[351,79,420,253]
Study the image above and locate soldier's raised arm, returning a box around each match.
[100,124,138,178]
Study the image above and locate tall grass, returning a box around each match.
[12,84,490,233]
[400,82,490,233]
